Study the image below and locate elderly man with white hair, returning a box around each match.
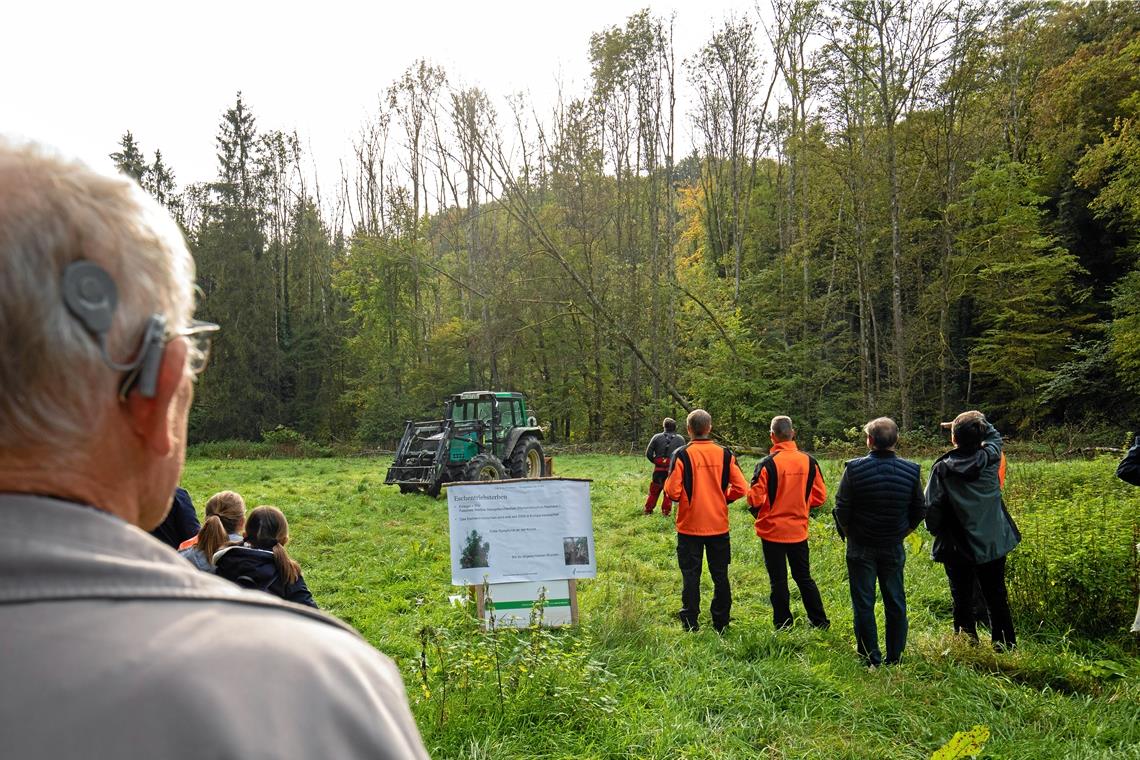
[0,140,429,759]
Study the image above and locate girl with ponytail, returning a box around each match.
[213,506,316,608]
[178,491,246,572]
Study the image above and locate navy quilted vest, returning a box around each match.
[841,451,920,546]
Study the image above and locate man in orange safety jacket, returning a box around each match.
[747,415,830,629]
[664,409,748,633]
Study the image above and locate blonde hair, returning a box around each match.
[686,409,712,437]
[0,140,195,458]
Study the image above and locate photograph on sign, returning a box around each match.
[479,580,575,629]
[448,479,595,585]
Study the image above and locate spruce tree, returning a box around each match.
[110,131,148,184]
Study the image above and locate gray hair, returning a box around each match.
[863,417,899,450]
[770,415,794,441]
[0,140,196,456]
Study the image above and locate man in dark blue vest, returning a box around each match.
[833,417,925,666]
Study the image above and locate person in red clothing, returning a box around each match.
[747,415,830,629]
[664,409,748,633]
[644,418,686,515]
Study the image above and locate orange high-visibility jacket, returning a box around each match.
[746,440,827,543]
[664,439,748,536]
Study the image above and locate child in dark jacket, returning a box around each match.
[213,506,317,608]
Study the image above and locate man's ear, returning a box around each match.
[124,338,187,456]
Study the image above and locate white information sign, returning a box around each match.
[447,478,595,586]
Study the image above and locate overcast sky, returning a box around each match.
[5,0,764,192]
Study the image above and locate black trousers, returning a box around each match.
[761,538,830,629]
[943,554,1016,649]
[677,532,731,630]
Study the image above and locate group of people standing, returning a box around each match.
[645,407,1022,666]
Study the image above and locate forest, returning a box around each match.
[109,0,1140,447]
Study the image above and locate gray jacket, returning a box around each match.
[0,494,430,759]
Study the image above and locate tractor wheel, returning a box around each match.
[424,481,442,498]
[463,453,507,482]
[508,436,545,479]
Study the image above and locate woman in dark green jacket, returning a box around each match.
[925,411,1020,650]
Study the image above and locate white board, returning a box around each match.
[447,478,595,586]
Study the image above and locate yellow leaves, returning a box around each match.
[676,183,707,261]
[931,725,990,760]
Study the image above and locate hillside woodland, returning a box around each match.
[112,1,1140,446]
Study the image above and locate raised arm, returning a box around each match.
[980,421,1003,466]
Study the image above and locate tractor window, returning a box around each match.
[476,401,492,423]
[514,400,525,425]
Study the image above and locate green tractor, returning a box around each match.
[384,391,546,497]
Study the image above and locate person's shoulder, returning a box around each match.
[132,600,425,757]
[895,456,921,473]
[148,596,394,685]
[171,488,195,514]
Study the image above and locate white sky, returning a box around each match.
[5,0,764,193]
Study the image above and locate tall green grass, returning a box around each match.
[180,454,1139,759]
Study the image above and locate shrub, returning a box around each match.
[412,592,616,750]
[186,429,334,459]
[187,439,278,459]
[1004,459,1139,637]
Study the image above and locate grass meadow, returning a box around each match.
[180,453,1139,759]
